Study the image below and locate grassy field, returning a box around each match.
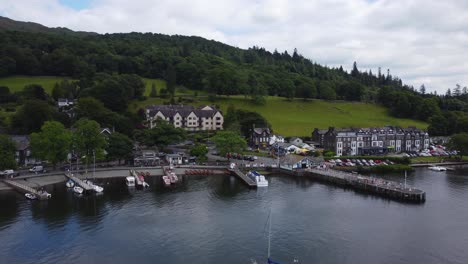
[0,76,428,137]
[0,76,74,94]
[131,95,428,137]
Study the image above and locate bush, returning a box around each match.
[323,151,336,157]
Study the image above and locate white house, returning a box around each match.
[146,105,224,131]
[269,135,285,145]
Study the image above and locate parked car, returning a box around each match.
[1,170,19,178]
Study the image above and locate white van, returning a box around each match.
[29,165,45,173]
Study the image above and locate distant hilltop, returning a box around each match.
[0,16,97,36]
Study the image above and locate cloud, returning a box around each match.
[1,0,467,93]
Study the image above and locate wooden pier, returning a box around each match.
[3,180,51,200]
[229,168,257,188]
[296,168,426,203]
[64,173,94,193]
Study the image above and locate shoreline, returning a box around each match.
[0,165,229,192]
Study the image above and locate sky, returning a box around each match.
[1,0,467,93]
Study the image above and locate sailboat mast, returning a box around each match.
[268,211,272,258]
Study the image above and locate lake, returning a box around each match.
[1,167,468,264]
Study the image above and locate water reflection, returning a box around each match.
[1,168,468,264]
[0,191,19,231]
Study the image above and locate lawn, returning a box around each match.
[131,95,427,137]
[0,76,74,94]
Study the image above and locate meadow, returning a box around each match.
[0,76,428,137]
[0,76,74,93]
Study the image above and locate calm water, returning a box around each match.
[1,167,468,264]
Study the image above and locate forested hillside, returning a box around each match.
[0,16,467,136]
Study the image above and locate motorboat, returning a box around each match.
[66,180,75,188]
[73,186,84,194]
[428,166,447,171]
[84,180,104,193]
[126,176,135,187]
[248,171,269,187]
[25,193,37,200]
[162,176,171,186]
[169,172,178,183]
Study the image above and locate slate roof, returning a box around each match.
[10,135,30,150]
[147,105,220,119]
[253,127,270,135]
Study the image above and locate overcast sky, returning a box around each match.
[1,0,467,93]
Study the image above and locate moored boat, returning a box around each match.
[73,186,84,194]
[25,193,37,200]
[84,180,104,193]
[126,176,135,187]
[428,166,447,171]
[169,172,178,183]
[162,176,171,186]
[66,180,75,188]
[248,170,269,187]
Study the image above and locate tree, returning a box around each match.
[149,82,157,97]
[211,131,247,158]
[419,84,426,95]
[447,133,468,158]
[51,82,65,101]
[30,121,71,169]
[72,119,107,170]
[106,132,133,165]
[190,144,208,162]
[133,120,186,148]
[22,84,47,101]
[166,64,176,98]
[0,134,17,170]
[11,100,53,134]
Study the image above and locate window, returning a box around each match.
[372,135,377,141]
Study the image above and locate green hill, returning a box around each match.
[130,96,427,137]
[0,75,426,137]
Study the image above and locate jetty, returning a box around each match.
[229,168,256,188]
[64,173,94,193]
[295,168,426,203]
[3,180,51,200]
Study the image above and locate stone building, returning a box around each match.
[318,126,429,156]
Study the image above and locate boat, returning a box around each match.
[169,172,178,183]
[162,176,171,186]
[84,180,104,193]
[73,186,84,194]
[428,166,447,171]
[25,193,37,200]
[66,180,75,188]
[126,176,135,187]
[248,170,269,187]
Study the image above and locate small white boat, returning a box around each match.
[84,180,104,193]
[25,193,37,200]
[248,171,269,187]
[428,166,447,171]
[169,173,178,183]
[162,176,171,186]
[73,186,84,194]
[66,180,75,188]
[93,185,104,193]
[126,176,135,187]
